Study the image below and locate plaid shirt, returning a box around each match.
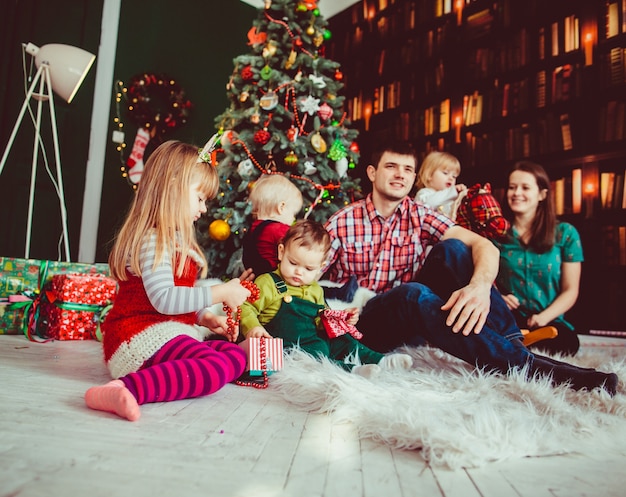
[324,195,454,294]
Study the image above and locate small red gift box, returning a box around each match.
[239,337,283,376]
[39,273,117,340]
[320,309,363,340]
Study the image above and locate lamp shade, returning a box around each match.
[25,42,96,103]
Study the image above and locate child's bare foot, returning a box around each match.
[85,380,141,421]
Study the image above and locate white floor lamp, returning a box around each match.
[0,42,95,261]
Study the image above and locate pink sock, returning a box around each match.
[85,379,141,421]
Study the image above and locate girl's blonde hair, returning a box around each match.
[248,174,303,219]
[416,151,461,189]
[108,140,219,280]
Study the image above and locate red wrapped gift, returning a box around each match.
[39,273,117,340]
[239,337,283,376]
[320,309,363,340]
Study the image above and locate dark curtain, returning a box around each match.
[0,0,255,262]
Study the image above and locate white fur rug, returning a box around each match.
[270,344,626,469]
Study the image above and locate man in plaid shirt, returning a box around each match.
[322,142,618,394]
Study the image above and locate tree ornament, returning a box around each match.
[285,49,297,70]
[335,157,349,178]
[265,153,277,172]
[317,102,333,121]
[254,128,271,145]
[306,24,315,36]
[328,138,347,161]
[237,158,255,179]
[313,33,324,47]
[310,131,327,153]
[334,69,343,81]
[299,95,321,115]
[287,126,299,142]
[323,29,332,40]
[309,74,326,88]
[349,141,360,153]
[247,26,267,46]
[260,65,273,80]
[264,0,271,8]
[209,219,231,241]
[241,65,254,80]
[240,91,250,102]
[259,91,278,110]
[284,151,299,167]
[303,158,317,175]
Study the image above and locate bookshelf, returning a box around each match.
[328,0,626,331]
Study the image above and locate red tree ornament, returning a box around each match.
[254,128,271,144]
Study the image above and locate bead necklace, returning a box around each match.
[223,281,268,389]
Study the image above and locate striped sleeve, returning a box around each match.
[139,235,213,315]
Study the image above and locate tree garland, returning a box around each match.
[112,73,192,188]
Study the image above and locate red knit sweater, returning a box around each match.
[102,258,198,378]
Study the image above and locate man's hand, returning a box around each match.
[440,282,491,335]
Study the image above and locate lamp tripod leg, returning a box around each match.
[44,65,71,262]
[24,70,46,259]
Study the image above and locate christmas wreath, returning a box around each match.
[125,73,192,134]
[113,73,192,188]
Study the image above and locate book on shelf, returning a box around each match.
[621,226,626,265]
[609,47,625,86]
[536,70,546,108]
[439,98,450,133]
[600,171,616,208]
[613,171,625,210]
[559,113,573,151]
[564,14,580,52]
[554,177,565,215]
[572,168,582,214]
[551,20,560,56]
[607,0,620,38]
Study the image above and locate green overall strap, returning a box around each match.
[268,272,288,295]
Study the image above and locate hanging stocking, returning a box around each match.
[126,128,151,184]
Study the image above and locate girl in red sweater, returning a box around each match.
[85,140,252,421]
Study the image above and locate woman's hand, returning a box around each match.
[247,326,272,339]
[527,313,548,329]
[199,311,239,342]
[502,293,520,311]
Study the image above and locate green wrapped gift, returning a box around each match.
[0,257,110,336]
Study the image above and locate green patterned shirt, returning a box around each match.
[494,222,583,330]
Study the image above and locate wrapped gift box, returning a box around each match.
[239,337,283,376]
[0,257,110,335]
[39,273,117,340]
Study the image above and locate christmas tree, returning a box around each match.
[197,0,361,278]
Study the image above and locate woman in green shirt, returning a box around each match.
[494,161,583,356]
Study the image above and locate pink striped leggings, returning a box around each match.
[119,335,247,405]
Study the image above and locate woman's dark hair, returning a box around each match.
[503,161,556,253]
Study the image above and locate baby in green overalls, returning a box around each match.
[240,219,413,377]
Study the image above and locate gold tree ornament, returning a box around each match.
[208,219,231,241]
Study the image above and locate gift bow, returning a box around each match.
[321,309,363,340]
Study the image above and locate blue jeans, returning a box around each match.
[358,239,531,373]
